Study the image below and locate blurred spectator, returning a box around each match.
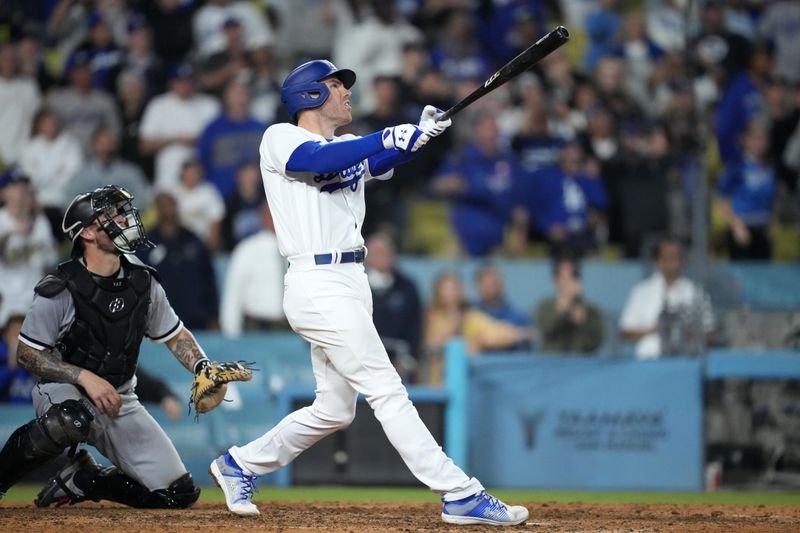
[65,126,152,209]
[0,43,41,167]
[424,271,531,374]
[170,159,225,251]
[332,0,423,113]
[580,107,619,164]
[351,75,414,239]
[758,0,800,84]
[716,119,776,260]
[0,172,56,326]
[432,112,521,256]
[115,70,154,179]
[535,255,604,354]
[198,17,250,97]
[248,46,281,125]
[619,237,714,359]
[645,0,700,53]
[604,121,672,258]
[269,0,354,62]
[18,108,83,233]
[514,142,607,257]
[133,366,183,420]
[220,162,265,252]
[474,264,529,328]
[476,1,548,65]
[46,49,122,155]
[510,75,565,174]
[593,55,639,119]
[139,62,219,189]
[693,0,753,89]
[584,0,622,71]
[140,0,197,69]
[613,11,663,111]
[73,11,124,93]
[193,0,274,59]
[46,0,128,63]
[764,80,799,194]
[16,32,57,93]
[0,314,35,403]
[715,44,770,165]
[139,191,219,331]
[429,8,492,84]
[365,233,423,382]
[197,78,265,197]
[221,202,285,337]
[120,14,166,100]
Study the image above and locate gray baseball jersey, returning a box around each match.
[20,263,188,491]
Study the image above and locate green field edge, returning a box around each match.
[4,486,800,506]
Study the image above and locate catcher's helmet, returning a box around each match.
[62,185,153,256]
[280,59,356,121]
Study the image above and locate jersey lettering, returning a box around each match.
[317,162,365,194]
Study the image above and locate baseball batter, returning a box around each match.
[209,59,530,526]
[0,185,244,508]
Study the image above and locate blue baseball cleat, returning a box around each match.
[441,490,529,526]
[209,452,260,516]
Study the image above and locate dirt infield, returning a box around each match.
[1,501,799,532]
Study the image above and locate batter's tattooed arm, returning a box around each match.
[17,343,81,384]
[166,328,209,372]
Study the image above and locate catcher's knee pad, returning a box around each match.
[29,399,94,457]
[151,472,200,509]
[0,399,93,492]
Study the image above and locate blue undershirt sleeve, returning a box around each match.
[286,132,385,173]
[367,149,419,177]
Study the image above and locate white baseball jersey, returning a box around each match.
[258,123,392,258]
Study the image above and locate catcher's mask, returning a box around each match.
[62,185,153,256]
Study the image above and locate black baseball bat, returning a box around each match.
[437,26,570,122]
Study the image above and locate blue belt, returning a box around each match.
[314,248,366,265]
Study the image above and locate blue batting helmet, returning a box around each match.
[280,60,356,121]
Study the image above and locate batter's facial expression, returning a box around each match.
[319,77,352,126]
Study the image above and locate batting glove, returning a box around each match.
[418,105,452,138]
[382,124,430,153]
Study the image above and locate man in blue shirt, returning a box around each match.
[516,142,607,257]
[433,112,521,256]
[197,78,265,198]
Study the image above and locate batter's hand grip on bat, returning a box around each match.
[437,25,570,122]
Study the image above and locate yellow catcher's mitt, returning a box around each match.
[190,360,256,414]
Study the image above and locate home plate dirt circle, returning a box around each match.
[1,501,799,532]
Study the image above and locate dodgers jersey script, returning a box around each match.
[259,123,392,258]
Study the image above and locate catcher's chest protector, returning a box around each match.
[55,258,152,388]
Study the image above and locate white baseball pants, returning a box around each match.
[229,262,483,500]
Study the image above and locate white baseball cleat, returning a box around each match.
[209,452,260,516]
[441,490,529,526]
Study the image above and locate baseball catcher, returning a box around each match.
[0,185,254,508]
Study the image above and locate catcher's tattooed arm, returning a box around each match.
[17,342,81,383]
[166,327,210,373]
[18,342,122,415]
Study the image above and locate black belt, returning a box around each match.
[314,248,366,265]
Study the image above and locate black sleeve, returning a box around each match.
[134,366,177,403]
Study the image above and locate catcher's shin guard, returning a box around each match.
[0,399,93,493]
[78,468,200,509]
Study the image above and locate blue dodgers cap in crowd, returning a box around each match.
[127,14,147,33]
[65,50,92,71]
[0,166,30,189]
[223,17,241,29]
[169,62,194,80]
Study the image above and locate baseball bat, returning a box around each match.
[437,25,570,122]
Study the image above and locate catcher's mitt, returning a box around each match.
[190,360,256,415]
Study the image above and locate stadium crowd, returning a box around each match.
[1,0,800,391]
